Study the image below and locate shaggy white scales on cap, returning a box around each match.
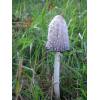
[46,15,69,52]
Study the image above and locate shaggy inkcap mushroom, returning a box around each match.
[46,15,69,52]
[46,15,70,99]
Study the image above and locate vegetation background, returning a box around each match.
[12,0,87,100]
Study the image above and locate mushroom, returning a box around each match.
[46,15,69,99]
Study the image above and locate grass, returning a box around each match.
[12,0,87,100]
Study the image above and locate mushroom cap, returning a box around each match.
[46,15,69,52]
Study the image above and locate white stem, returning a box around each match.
[54,52,61,100]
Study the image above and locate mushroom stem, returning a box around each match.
[54,52,61,100]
